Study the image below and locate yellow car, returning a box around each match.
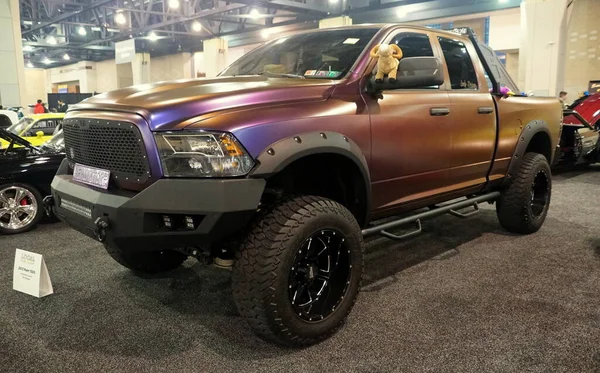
[1,113,64,148]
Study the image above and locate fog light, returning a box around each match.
[163,215,172,228]
[185,216,194,229]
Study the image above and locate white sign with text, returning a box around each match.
[13,249,53,298]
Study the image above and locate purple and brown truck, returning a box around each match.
[48,25,562,346]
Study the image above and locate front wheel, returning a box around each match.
[0,183,44,235]
[232,195,364,347]
[497,152,552,234]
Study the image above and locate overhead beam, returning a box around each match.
[23,0,116,36]
[81,3,247,46]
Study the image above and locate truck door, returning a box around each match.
[436,35,497,190]
[366,30,452,213]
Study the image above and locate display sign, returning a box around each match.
[13,249,53,298]
[589,80,600,95]
[115,39,136,64]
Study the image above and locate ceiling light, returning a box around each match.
[26,61,33,68]
[499,0,509,3]
[396,9,408,18]
[43,57,52,64]
[328,0,339,3]
[192,21,202,32]
[148,31,159,41]
[46,36,57,45]
[63,54,70,60]
[23,45,34,52]
[168,0,179,8]
[114,12,126,25]
[78,26,86,36]
[261,29,271,39]
[249,8,261,19]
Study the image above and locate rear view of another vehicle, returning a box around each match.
[555,93,600,167]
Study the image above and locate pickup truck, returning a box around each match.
[48,25,562,347]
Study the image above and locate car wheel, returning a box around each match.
[104,244,188,273]
[497,152,552,234]
[232,195,364,347]
[0,183,44,235]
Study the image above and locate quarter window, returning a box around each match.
[438,36,479,90]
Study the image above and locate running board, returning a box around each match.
[362,192,501,239]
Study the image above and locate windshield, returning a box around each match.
[220,28,379,79]
[39,130,64,153]
[7,117,34,135]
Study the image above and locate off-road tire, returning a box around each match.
[497,152,552,234]
[0,183,44,235]
[104,244,188,273]
[232,195,364,347]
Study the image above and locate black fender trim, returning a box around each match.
[503,119,552,186]
[251,131,371,223]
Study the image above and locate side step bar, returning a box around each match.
[361,191,501,239]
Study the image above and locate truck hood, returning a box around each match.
[72,76,336,131]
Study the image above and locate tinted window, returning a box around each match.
[376,32,439,90]
[390,32,434,58]
[438,37,478,90]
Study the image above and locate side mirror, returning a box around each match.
[367,57,444,92]
[36,131,44,137]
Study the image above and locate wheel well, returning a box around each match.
[526,132,552,162]
[264,154,368,227]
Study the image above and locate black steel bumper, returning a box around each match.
[50,163,265,252]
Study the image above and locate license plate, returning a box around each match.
[73,163,110,189]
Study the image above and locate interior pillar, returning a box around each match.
[203,38,228,78]
[132,53,151,85]
[0,0,27,107]
[519,0,571,96]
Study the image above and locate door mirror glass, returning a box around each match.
[367,57,444,92]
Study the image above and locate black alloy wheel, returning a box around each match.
[288,229,351,322]
[530,170,550,218]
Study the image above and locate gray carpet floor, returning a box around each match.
[2,167,600,373]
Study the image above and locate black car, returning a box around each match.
[0,128,64,234]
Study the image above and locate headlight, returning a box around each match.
[154,131,255,177]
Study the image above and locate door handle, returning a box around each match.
[430,107,450,116]
[478,106,494,114]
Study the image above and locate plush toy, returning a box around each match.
[370,44,403,83]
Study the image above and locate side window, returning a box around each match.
[32,120,56,136]
[376,32,438,89]
[437,36,479,90]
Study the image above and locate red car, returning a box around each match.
[556,93,600,166]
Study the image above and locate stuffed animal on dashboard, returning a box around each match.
[370,43,403,83]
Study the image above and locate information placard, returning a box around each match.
[13,249,53,298]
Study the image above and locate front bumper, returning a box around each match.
[50,160,265,251]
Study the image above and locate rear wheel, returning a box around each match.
[232,195,364,347]
[497,152,552,234]
[104,244,188,273]
[0,183,44,235]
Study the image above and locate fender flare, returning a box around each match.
[251,131,371,222]
[503,119,553,185]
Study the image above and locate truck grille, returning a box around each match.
[62,118,150,185]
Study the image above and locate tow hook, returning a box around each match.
[94,217,110,242]
[42,195,54,217]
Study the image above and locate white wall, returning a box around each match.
[150,53,192,82]
[95,59,118,93]
[46,61,97,92]
[488,8,521,51]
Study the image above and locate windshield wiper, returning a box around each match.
[256,71,306,79]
